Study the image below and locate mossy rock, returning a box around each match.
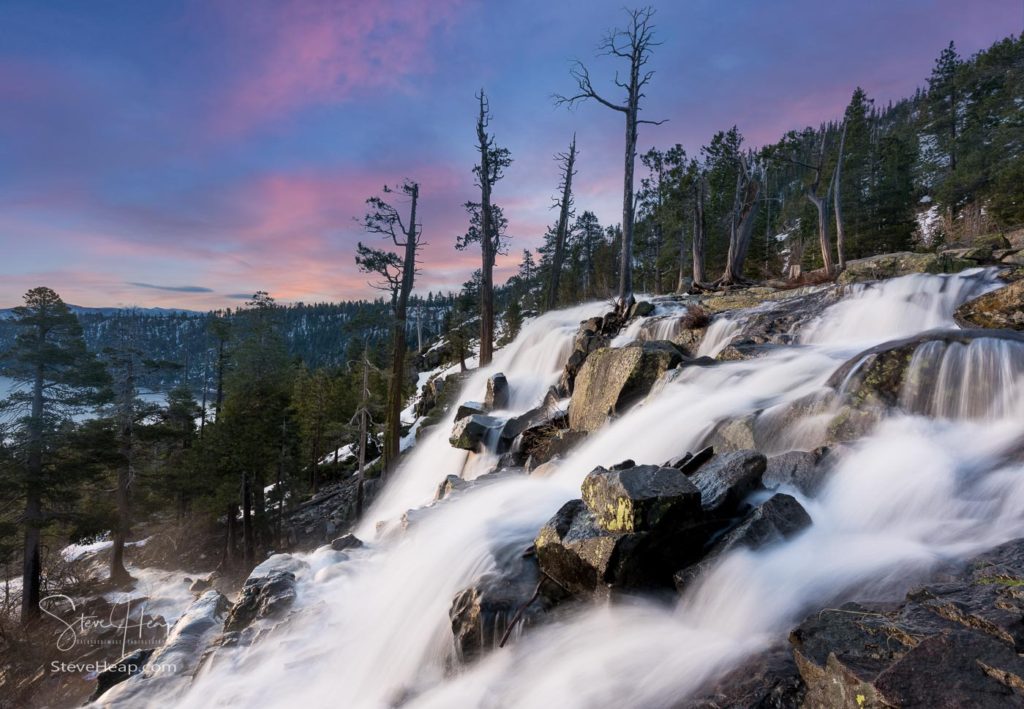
[954,280,1024,331]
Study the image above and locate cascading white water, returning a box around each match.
[900,337,1024,420]
[359,302,605,536]
[130,271,1022,709]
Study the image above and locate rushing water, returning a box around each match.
[114,271,1023,709]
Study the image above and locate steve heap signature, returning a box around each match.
[39,594,170,652]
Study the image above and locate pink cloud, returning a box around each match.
[204,0,464,136]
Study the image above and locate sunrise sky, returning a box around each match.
[1,0,1019,309]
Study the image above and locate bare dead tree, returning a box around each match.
[546,134,577,310]
[462,91,512,366]
[833,119,849,271]
[692,172,707,286]
[718,152,763,286]
[356,180,422,474]
[554,6,666,309]
[802,132,835,277]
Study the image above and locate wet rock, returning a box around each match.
[675,494,811,591]
[559,313,625,394]
[485,373,510,410]
[455,401,487,421]
[519,426,585,467]
[791,538,1024,708]
[683,644,805,709]
[224,558,304,633]
[534,498,712,593]
[837,251,973,285]
[672,326,707,356]
[498,392,563,453]
[630,300,655,318]
[568,341,687,432]
[188,577,211,593]
[329,533,363,552]
[449,413,501,451]
[690,450,766,514]
[581,464,701,533]
[97,590,229,705]
[449,548,566,663]
[955,280,1024,331]
[90,649,155,701]
[763,448,833,496]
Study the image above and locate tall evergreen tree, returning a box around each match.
[0,287,109,622]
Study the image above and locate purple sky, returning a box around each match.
[1,0,1019,309]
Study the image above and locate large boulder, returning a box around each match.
[763,448,834,496]
[674,493,811,591]
[568,341,686,432]
[485,373,510,410]
[689,450,766,514]
[790,538,1024,708]
[559,312,625,394]
[955,280,1024,331]
[449,413,502,451]
[95,590,230,706]
[223,570,298,633]
[455,401,487,421]
[580,464,701,533]
[449,547,566,664]
[837,251,973,285]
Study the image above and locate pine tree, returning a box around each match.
[0,287,109,622]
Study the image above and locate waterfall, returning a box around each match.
[124,272,1022,709]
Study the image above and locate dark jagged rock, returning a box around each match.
[449,546,566,664]
[519,425,584,468]
[763,448,833,496]
[675,494,811,592]
[436,473,469,500]
[449,413,501,451]
[682,645,805,709]
[581,464,701,533]
[329,533,363,552]
[498,389,563,453]
[455,401,487,421]
[955,280,1024,331]
[568,341,687,432]
[790,538,1024,708]
[96,590,230,705]
[224,564,299,633]
[690,450,766,514]
[485,372,510,410]
[534,497,713,593]
[665,445,716,475]
[90,649,155,701]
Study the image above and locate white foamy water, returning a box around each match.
[106,272,1023,709]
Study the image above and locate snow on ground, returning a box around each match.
[61,534,150,562]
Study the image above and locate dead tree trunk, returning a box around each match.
[546,135,577,311]
[833,120,848,272]
[807,133,834,277]
[675,224,688,292]
[354,348,372,518]
[555,7,665,309]
[692,176,707,286]
[720,155,762,285]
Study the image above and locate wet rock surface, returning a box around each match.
[581,464,701,533]
[763,447,834,496]
[955,280,1024,331]
[674,493,811,592]
[690,450,767,514]
[449,412,502,451]
[568,341,687,432]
